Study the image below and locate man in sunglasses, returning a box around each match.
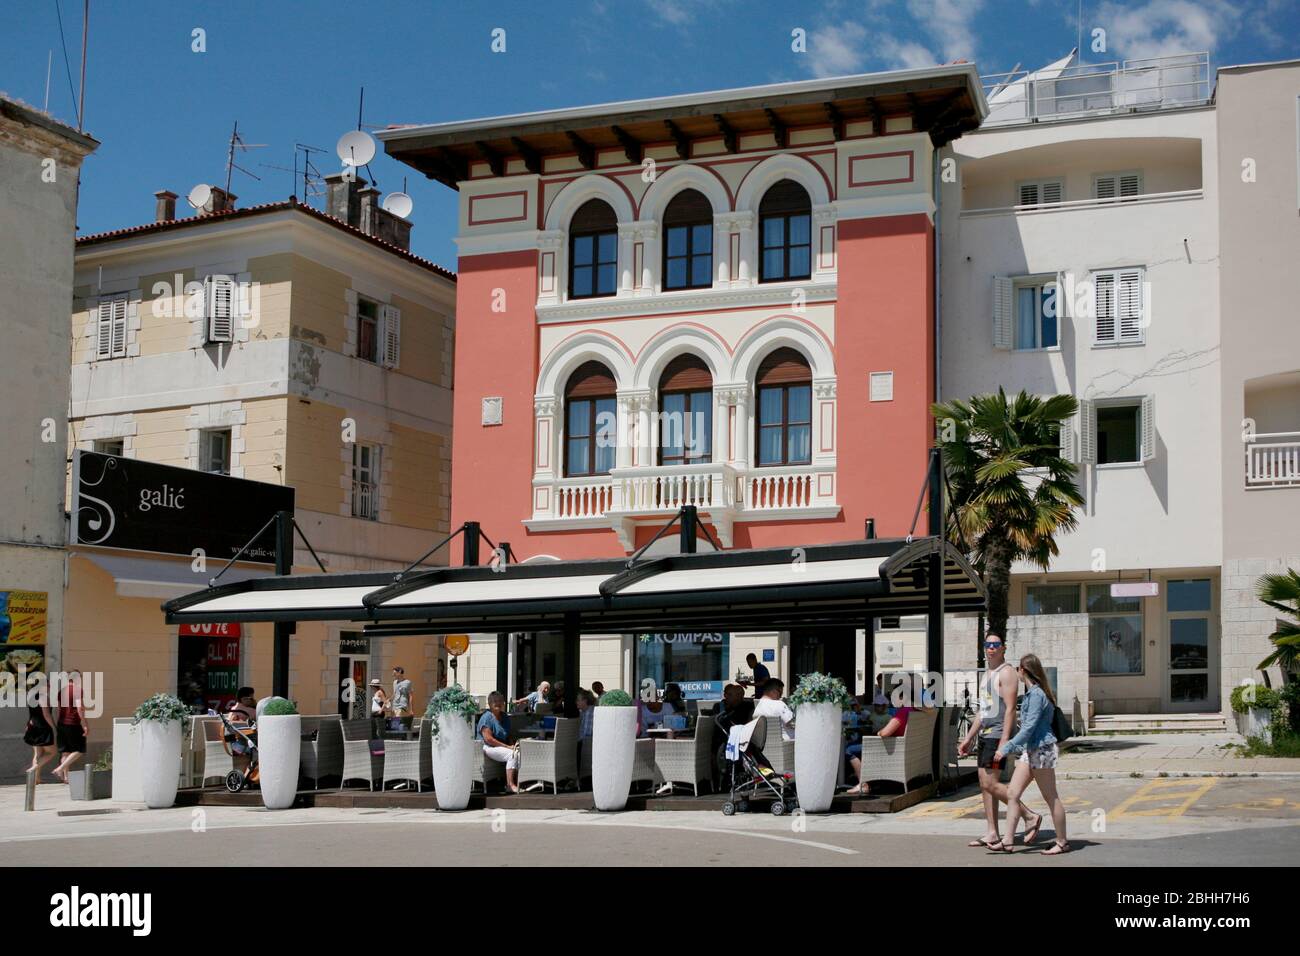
[957,633,1043,849]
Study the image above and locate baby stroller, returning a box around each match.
[715,710,797,816]
[218,710,260,793]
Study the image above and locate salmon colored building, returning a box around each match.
[382,67,986,701]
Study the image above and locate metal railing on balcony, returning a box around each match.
[351,480,379,520]
[1245,433,1300,488]
[982,53,1210,126]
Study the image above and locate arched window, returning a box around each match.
[657,355,713,465]
[662,189,713,291]
[754,348,812,466]
[565,361,617,476]
[758,180,812,283]
[569,199,619,299]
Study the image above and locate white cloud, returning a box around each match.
[906,0,985,62]
[1095,0,1240,60]
[807,21,870,78]
[879,35,943,69]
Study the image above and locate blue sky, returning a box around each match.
[4,0,1296,268]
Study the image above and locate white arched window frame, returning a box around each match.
[639,165,733,294]
[734,154,836,287]
[540,175,637,306]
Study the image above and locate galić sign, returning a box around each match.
[71,451,294,564]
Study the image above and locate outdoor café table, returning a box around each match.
[383,728,418,740]
[645,726,689,740]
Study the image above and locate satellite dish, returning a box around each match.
[186,183,212,211]
[336,130,376,167]
[382,191,413,219]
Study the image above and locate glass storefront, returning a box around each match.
[176,623,242,714]
[635,632,728,700]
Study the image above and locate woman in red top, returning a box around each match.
[52,671,89,783]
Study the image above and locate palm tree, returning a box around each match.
[931,389,1085,637]
[1256,569,1300,680]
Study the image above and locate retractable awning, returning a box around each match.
[162,536,984,634]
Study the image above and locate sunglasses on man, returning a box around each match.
[984,641,1003,649]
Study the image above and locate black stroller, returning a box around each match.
[715,709,797,816]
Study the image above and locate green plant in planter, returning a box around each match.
[788,672,853,710]
[93,749,112,772]
[597,689,634,706]
[261,698,298,717]
[132,693,190,724]
[424,684,479,737]
[1229,684,1282,715]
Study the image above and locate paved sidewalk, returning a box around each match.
[1053,731,1300,777]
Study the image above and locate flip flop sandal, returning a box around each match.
[986,840,1013,853]
[968,837,1000,848]
[1024,814,1044,844]
[1042,842,1071,856]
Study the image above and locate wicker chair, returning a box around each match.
[518,717,579,793]
[383,718,432,792]
[653,724,714,795]
[854,709,938,792]
[760,716,796,776]
[472,744,508,792]
[341,718,384,791]
[631,737,659,791]
[299,715,343,789]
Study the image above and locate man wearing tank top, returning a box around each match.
[957,633,1044,849]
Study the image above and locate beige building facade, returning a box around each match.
[66,181,456,747]
[1216,60,1300,705]
[0,98,97,779]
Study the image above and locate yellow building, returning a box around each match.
[66,178,456,747]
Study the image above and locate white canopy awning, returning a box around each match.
[77,550,272,600]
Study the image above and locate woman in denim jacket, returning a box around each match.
[991,654,1070,855]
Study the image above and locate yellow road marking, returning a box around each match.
[1110,778,1217,819]
[1220,797,1300,812]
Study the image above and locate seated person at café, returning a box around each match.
[844,702,912,796]
[753,678,795,741]
[575,688,596,741]
[868,692,894,733]
[230,687,256,724]
[591,681,605,700]
[513,681,550,713]
[478,691,520,794]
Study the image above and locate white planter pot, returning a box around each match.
[138,719,182,809]
[430,713,475,810]
[258,714,301,809]
[793,701,841,813]
[592,707,638,811]
[1236,707,1273,744]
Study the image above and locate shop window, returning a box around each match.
[177,626,241,713]
[658,354,712,465]
[1087,584,1143,675]
[569,199,618,299]
[564,361,617,477]
[755,347,812,467]
[758,180,812,282]
[636,632,729,702]
[662,189,713,290]
[1026,583,1081,615]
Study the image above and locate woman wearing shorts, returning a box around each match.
[53,671,89,783]
[992,654,1069,856]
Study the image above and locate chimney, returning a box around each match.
[154,190,178,222]
[205,186,236,215]
[324,173,413,251]
[325,172,365,226]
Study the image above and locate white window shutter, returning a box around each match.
[1095,175,1117,200]
[109,296,127,358]
[1118,269,1144,340]
[94,301,112,359]
[993,276,1014,350]
[1041,180,1063,204]
[1094,272,1116,342]
[1140,395,1156,461]
[381,305,401,368]
[1078,400,1096,464]
[1017,183,1039,206]
[1059,411,1078,463]
[205,276,234,343]
[1119,173,1142,198]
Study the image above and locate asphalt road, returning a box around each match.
[4,776,1299,866]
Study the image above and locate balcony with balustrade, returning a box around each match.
[1245,433,1300,489]
[527,461,839,549]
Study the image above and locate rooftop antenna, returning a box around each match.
[224,120,267,196]
[44,50,52,112]
[77,0,87,130]
[382,175,414,219]
[1077,0,1083,65]
[337,86,381,189]
[260,143,327,204]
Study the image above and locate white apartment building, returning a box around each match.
[939,53,1224,719]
